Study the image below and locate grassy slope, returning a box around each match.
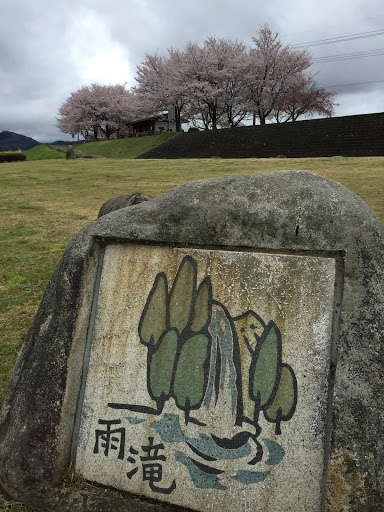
[0,156,383,510]
[79,131,177,158]
[20,132,178,162]
[23,144,65,160]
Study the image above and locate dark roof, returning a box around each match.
[130,114,169,125]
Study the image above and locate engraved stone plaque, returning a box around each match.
[75,243,338,512]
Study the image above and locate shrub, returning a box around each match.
[0,153,27,163]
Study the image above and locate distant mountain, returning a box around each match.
[0,131,40,151]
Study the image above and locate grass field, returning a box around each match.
[0,155,383,510]
[76,131,177,158]
[22,145,66,160]
[20,131,177,163]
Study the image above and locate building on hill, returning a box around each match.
[128,113,176,136]
[84,111,177,141]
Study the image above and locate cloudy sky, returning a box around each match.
[1,0,383,142]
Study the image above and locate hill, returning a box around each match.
[0,131,40,151]
[80,131,177,159]
[18,133,178,161]
[23,145,66,160]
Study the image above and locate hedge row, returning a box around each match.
[0,153,26,163]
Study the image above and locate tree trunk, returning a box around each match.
[211,106,217,130]
[175,105,181,132]
[227,106,234,127]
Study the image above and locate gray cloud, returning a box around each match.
[1,0,383,141]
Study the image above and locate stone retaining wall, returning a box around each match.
[136,112,384,159]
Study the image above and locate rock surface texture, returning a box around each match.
[97,193,152,218]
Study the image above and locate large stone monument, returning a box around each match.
[0,171,383,511]
[66,145,76,159]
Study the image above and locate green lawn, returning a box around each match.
[23,145,66,160]
[0,155,383,510]
[21,131,178,162]
[78,131,177,158]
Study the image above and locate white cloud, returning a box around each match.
[0,0,383,141]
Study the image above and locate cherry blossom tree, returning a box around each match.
[136,38,248,131]
[134,50,191,131]
[165,48,194,131]
[182,41,222,130]
[244,25,311,125]
[274,75,337,122]
[208,39,249,128]
[57,86,99,140]
[134,54,168,117]
[57,84,138,140]
[97,84,139,139]
[58,26,335,138]
[183,38,248,130]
